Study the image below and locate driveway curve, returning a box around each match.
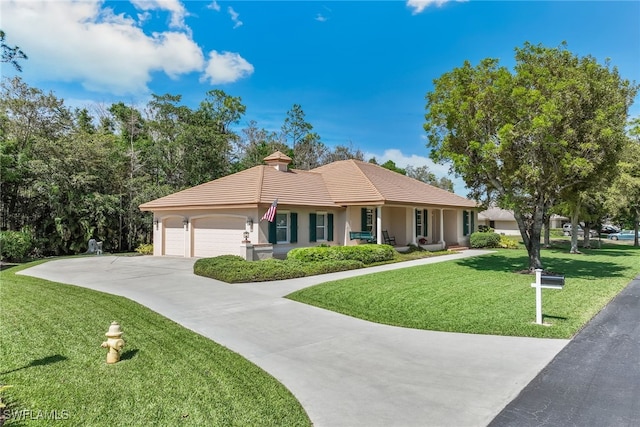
[20,252,568,427]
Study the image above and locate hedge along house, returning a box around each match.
[139,151,478,259]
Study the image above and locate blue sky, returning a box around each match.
[2,0,639,194]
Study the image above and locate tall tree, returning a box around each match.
[237,120,288,169]
[182,89,245,184]
[380,160,406,175]
[1,30,28,72]
[281,104,327,169]
[145,93,189,187]
[607,118,640,246]
[406,165,455,192]
[424,42,637,270]
[322,142,365,163]
[281,104,312,149]
[0,77,72,232]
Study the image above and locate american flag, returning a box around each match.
[260,199,278,222]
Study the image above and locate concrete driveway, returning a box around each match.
[20,252,568,427]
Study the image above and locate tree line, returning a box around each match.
[0,76,451,257]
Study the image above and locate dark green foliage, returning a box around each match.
[194,255,364,283]
[0,77,370,257]
[469,231,501,248]
[287,244,396,264]
[0,230,33,261]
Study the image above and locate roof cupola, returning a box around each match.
[263,151,292,171]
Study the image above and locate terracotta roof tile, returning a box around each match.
[313,160,477,208]
[140,155,477,211]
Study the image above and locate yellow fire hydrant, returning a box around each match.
[101,321,125,364]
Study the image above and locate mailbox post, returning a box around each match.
[531,268,564,325]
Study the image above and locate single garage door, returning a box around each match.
[193,216,246,258]
[164,217,185,256]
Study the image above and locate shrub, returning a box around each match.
[469,231,501,248]
[194,256,365,283]
[0,230,33,262]
[401,244,425,253]
[287,244,395,265]
[135,243,153,255]
[499,235,520,249]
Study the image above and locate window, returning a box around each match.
[316,213,326,241]
[276,213,288,243]
[268,212,297,244]
[489,220,495,229]
[366,209,374,231]
[416,209,428,237]
[310,213,333,242]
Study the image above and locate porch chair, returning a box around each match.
[382,230,397,246]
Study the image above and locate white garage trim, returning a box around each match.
[192,216,246,258]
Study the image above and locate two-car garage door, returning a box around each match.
[163,216,245,257]
[192,217,245,258]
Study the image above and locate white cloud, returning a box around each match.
[406,0,466,15]
[365,148,468,195]
[315,13,328,22]
[207,1,221,12]
[1,0,254,94]
[202,50,254,84]
[228,6,243,29]
[130,0,188,29]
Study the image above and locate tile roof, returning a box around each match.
[312,160,477,208]
[140,156,477,211]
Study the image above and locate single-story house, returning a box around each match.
[478,207,567,236]
[139,151,478,259]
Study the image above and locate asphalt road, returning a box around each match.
[489,274,640,427]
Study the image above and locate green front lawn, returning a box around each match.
[287,243,640,339]
[0,262,311,426]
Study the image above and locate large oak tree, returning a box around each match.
[424,42,637,270]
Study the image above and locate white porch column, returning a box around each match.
[439,209,445,244]
[376,207,382,245]
[412,208,417,245]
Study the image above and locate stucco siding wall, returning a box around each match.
[444,210,459,244]
[261,206,344,257]
[384,207,406,245]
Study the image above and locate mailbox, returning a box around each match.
[531,269,565,324]
[540,274,565,289]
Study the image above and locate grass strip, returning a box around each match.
[287,243,640,339]
[0,261,311,426]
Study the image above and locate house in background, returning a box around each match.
[478,207,567,236]
[139,151,478,259]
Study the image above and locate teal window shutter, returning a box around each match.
[328,213,334,241]
[424,209,428,236]
[361,208,367,231]
[309,213,317,242]
[463,210,469,236]
[268,219,277,244]
[290,212,298,243]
